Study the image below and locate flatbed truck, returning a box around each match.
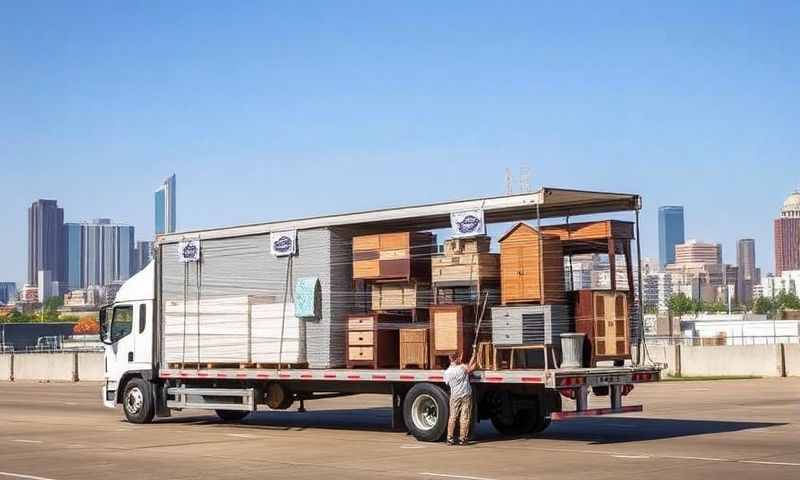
[100,187,661,441]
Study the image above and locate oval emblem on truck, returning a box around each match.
[273,235,293,253]
[182,242,198,259]
[456,215,481,234]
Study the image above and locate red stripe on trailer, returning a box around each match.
[278,374,291,379]
[399,375,416,380]
[347,375,361,380]
[300,374,313,379]
[217,373,227,378]
[428,375,443,381]
[179,372,190,377]
[521,377,542,383]
[551,405,643,420]
[256,373,270,378]
[323,374,337,379]
[197,372,209,377]
[236,373,248,378]
[372,374,387,380]
[485,376,504,382]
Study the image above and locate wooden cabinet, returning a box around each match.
[571,290,631,366]
[491,305,572,346]
[443,236,491,256]
[346,313,409,368]
[352,232,435,281]
[431,253,500,284]
[429,305,476,369]
[399,327,429,369]
[498,223,565,305]
[371,281,431,310]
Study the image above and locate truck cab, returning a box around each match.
[100,262,155,413]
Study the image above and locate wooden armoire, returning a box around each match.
[571,290,631,366]
[498,223,565,305]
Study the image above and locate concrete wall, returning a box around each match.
[77,352,105,381]
[0,354,12,381]
[679,344,784,377]
[13,353,77,381]
[641,345,677,377]
[784,344,800,377]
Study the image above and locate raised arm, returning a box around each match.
[465,352,478,374]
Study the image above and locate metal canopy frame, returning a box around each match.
[155,187,641,245]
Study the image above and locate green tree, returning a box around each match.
[753,297,773,315]
[667,293,694,317]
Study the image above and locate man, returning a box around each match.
[443,351,477,445]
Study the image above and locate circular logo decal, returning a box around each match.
[456,214,481,234]
[273,235,293,253]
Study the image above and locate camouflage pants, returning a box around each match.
[447,394,473,442]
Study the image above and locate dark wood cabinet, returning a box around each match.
[346,313,409,368]
[429,304,477,369]
[352,232,435,282]
[571,290,631,367]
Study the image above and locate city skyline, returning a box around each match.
[2,3,799,286]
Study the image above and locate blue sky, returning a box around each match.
[2,1,798,286]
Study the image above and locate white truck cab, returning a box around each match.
[100,262,156,415]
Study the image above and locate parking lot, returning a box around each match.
[0,378,798,480]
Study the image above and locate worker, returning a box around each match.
[443,351,477,445]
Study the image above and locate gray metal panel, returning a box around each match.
[491,305,572,345]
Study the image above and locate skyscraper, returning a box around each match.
[155,174,176,235]
[133,240,153,273]
[774,191,800,275]
[0,282,16,304]
[27,199,65,286]
[736,238,757,305]
[64,219,135,288]
[658,206,685,268]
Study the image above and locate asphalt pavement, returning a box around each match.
[0,377,798,480]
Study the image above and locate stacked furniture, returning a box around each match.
[490,305,571,369]
[399,326,429,369]
[349,232,436,368]
[498,223,565,305]
[431,236,500,306]
[346,313,409,368]
[542,220,635,366]
[429,304,477,369]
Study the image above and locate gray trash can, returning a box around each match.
[560,333,585,368]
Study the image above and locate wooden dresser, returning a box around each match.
[399,327,429,369]
[498,223,565,305]
[346,313,408,368]
[571,290,631,367]
[429,304,477,369]
[371,281,431,310]
[352,232,435,282]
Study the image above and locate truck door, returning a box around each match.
[133,302,153,365]
[108,304,135,380]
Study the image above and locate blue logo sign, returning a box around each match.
[456,214,482,234]
[182,242,198,260]
[273,235,293,253]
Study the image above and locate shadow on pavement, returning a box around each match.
[153,408,785,444]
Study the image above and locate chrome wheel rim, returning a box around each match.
[125,386,144,415]
[411,394,438,431]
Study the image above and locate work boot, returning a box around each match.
[446,438,456,446]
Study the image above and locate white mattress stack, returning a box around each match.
[163,295,306,364]
[251,302,306,363]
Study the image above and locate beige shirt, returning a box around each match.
[444,363,472,400]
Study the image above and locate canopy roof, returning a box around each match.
[156,187,641,244]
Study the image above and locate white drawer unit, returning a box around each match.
[491,305,572,345]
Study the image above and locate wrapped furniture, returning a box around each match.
[429,304,477,369]
[352,232,435,281]
[498,223,565,305]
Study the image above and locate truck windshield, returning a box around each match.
[112,306,134,342]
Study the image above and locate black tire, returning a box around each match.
[529,415,551,434]
[403,383,450,442]
[122,377,155,424]
[491,408,537,436]
[216,410,250,422]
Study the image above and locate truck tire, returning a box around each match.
[490,409,537,436]
[529,415,551,434]
[122,378,155,424]
[403,383,449,442]
[216,410,250,422]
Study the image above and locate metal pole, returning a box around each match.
[635,206,645,365]
[536,202,544,303]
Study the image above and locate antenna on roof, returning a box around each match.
[505,168,514,196]
[519,165,531,193]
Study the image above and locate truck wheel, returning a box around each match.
[490,409,537,436]
[529,415,551,434]
[216,410,250,422]
[122,378,155,424]
[403,383,449,442]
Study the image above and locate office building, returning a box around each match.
[64,219,135,289]
[774,191,800,275]
[761,270,800,298]
[736,239,757,305]
[133,240,153,273]
[0,282,16,304]
[658,206,685,268]
[37,270,61,302]
[155,174,176,235]
[674,240,722,264]
[27,199,65,286]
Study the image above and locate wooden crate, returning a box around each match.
[371,281,431,310]
[443,236,491,255]
[352,232,435,281]
[429,304,477,369]
[346,313,409,368]
[431,252,500,284]
[498,223,565,305]
[399,327,429,369]
[571,290,631,367]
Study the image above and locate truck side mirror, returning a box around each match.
[99,307,112,345]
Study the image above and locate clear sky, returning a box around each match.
[2,1,798,287]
